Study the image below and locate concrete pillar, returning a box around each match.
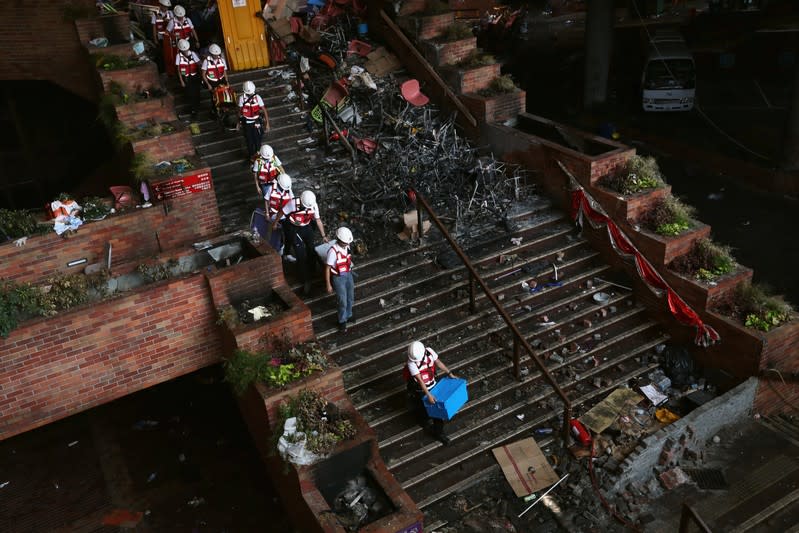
[583,0,615,109]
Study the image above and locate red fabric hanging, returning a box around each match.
[570,188,719,347]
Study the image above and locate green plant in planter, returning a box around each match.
[0,209,47,239]
[217,305,241,328]
[275,389,356,457]
[81,196,112,221]
[136,259,177,283]
[478,75,517,97]
[458,51,495,69]
[441,21,473,42]
[641,195,695,237]
[130,152,155,183]
[601,155,665,195]
[670,238,736,282]
[223,342,329,395]
[92,53,141,71]
[723,282,793,332]
[37,273,90,316]
[0,280,41,338]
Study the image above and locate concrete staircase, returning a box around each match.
[300,198,669,527]
[174,66,324,232]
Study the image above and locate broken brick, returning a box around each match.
[659,467,690,490]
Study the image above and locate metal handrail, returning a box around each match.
[411,189,573,446]
[679,502,713,533]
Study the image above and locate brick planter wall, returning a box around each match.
[397,12,454,41]
[98,61,160,93]
[236,380,423,533]
[460,90,526,124]
[74,13,132,45]
[205,242,314,353]
[0,272,223,440]
[665,266,754,310]
[115,94,177,127]
[633,224,711,266]
[442,62,500,94]
[422,36,476,66]
[397,0,427,16]
[590,184,672,222]
[86,41,138,59]
[131,126,195,162]
[0,186,220,284]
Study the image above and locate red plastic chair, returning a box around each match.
[110,186,134,210]
[400,79,429,107]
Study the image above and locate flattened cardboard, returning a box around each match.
[492,437,558,497]
[580,387,643,434]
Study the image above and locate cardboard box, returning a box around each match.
[365,47,401,76]
[423,377,467,421]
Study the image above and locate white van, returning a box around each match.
[642,30,696,112]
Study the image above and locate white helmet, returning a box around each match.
[259,144,274,159]
[276,173,292,191]
[243,80,256,95]
[208,44,222,56]
[300,191,316,209]
[173,5,186,17]
[336,226,353,244]
[177,39,190,52]
[159,0,171,7]
[408,341,425,362]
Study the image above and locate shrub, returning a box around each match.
[442,22,473,42]
[601,155,665,195]
[641,195,695,236]
[37,273,90,316]
[0,209,46,239]
[478,75,517,97]
[223,342,329,395]
[276,389,356,457]
[718,282,793,332]
[81,196,112,221]
[458,52,495,69]
[670,238,736,281]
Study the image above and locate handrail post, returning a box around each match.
[513,336,520,380]
[468,273,476,313]
[563,404,572,450]
[416,201,424,245]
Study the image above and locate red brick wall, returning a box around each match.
[131,128,195,162]
[0,0,99,101]
[115,95,177,127]
[98,61,160,93]
[0,185,221,285]
[397,0,427,16]
[461,91,526,125]
[74,13,131,45]
[459,63,501,94]
[0,273,223,440]
[397,13,455,41]
[206,251,315,353]
[422,36,476,66]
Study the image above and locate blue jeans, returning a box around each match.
[331,272,354,324]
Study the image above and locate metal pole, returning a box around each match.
[468,273,476,313]
[518,473,570,517]
[513,336,520,380]
[416,201,424,244]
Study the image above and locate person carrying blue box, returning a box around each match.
[404,341,456,446]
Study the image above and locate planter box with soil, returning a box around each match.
[97,60,159,93]
[74,12,132,45]
[422,36,477,66]
[665,265,754,310]
[397,12,455,41]
[460,89,526,124]
[115,93,176,127]
[441,62,501,94]
[632,222,711,266]
[590,183,672,222]
[130,122,195,162]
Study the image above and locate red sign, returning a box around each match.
[151,170,212,200]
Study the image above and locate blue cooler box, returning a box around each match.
[423,377,468,421]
